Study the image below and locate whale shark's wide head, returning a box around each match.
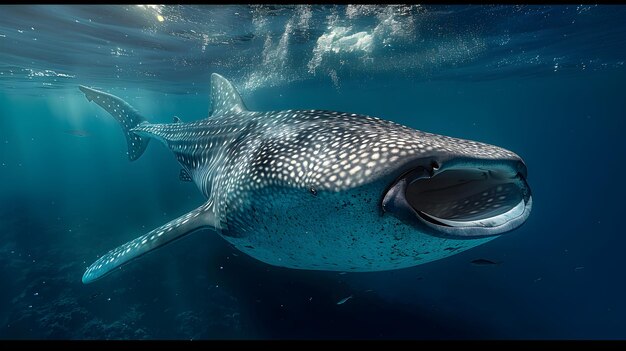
[338,126,532,240]
[218,108,533,270]
[78,74,532,282]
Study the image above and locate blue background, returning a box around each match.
[1,5,625,339]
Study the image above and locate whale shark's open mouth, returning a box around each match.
[382,161,532,239]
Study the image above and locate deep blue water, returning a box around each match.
[1,5,626,339]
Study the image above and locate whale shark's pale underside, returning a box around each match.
[78,74,532,284]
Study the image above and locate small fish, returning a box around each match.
[575,266,585,271]
[471,258,500,266]
[338,272,347,275]
[336,295,353,305]
[65,129,90,137]
[89,292,102,300]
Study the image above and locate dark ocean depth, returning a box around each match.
[1,5,625,339]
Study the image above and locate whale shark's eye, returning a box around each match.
[309,187,318,196]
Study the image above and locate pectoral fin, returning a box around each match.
[82,203,216,284]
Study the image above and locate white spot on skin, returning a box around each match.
[349,165,361,175]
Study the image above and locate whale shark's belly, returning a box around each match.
[219,185,496,272]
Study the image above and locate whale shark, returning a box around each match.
[78,74,532,284]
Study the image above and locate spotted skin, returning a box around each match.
[179,168,193,182]
[79,73,530,283]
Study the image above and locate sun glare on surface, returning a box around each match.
[136,4,165,22]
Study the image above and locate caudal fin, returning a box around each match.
[79,85,150,161]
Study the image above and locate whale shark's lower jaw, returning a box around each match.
[382,158,532,240]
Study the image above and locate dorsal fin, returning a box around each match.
[209,73,247,117]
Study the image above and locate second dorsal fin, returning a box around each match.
[209,73,248,117]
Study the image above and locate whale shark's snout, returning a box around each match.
[382,155,532,239]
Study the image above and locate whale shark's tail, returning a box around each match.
[79,85,150,161]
